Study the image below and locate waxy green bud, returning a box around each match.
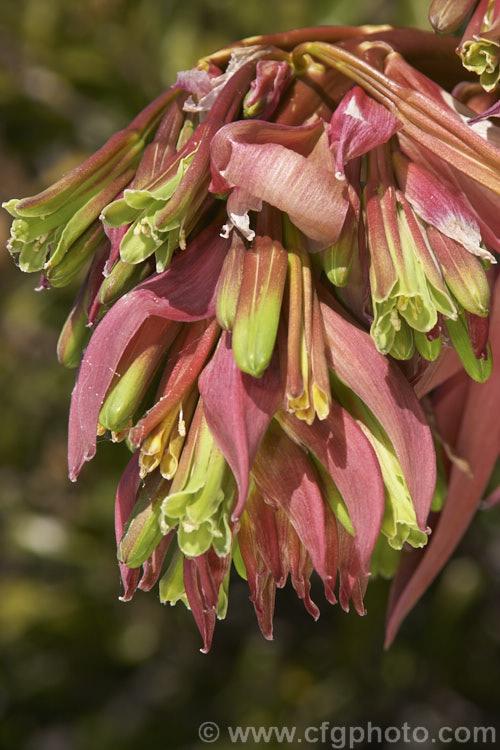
[215,233,245,330]
[46,222,108,288]
[388,319,415,361]
[445,310,493,383]
[320,204,357,287]
[232,235,288,377]
[98,258,153,306]
[118,475,166,568]
[99,319,177,432]
[57,292,93,369]
[429,0,477,34]
[427,226,490,317]
[414,328,442,362]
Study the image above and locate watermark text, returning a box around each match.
[198,720,496,747]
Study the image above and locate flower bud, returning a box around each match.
[118,473,167,568]
[232,235,288,377]
[319,203,358,287]
[97,258,153,307]
[429,0,477,34]
[98,319,177,432]
[215,232,245,330]
[57,290,93,369]
[243,60,295,119]
[445,309,493,382]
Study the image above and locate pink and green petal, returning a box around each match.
[198,331,282,520]
[276,511,321,620]
[183,557,217,653]
[277,402,385,569]
[114,452,143,601]
[329,84,402,178]
[386,272,500,646]
[210,120,348,245]
[69,224,229,479]
[319,288,436,530]
[337,521,369,615]
[252,421,330,582]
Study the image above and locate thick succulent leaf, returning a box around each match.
[428,0,477,34]
[231,235,288,377]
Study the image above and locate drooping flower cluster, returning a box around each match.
[4,24,500,651]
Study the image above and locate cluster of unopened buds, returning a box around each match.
[5,4,500,652]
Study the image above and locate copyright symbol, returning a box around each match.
[199,721,220,743]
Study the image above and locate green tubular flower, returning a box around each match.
[364,147,440,358]
[319,202,358,288]
[330,374,429,551]
[458,0,500,92]
[461,36,500,91]
[3,88,179,279]
[160,404,237,558]
[281,217,332,423]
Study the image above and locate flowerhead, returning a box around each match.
[4,25,500,651]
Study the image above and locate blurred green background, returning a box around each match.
[1,2,499,748]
